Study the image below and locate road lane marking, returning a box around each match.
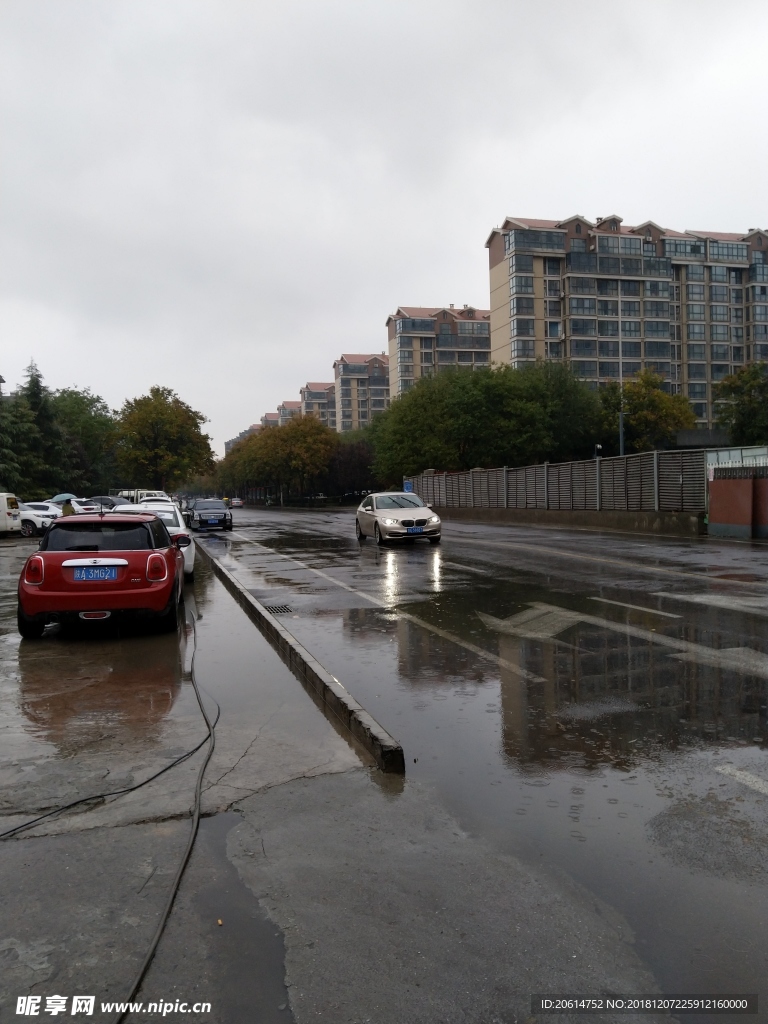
[442,561,492,576]
[650,592,768,617]
[456,536,763,585]
[589,597,681,619]
[714,765,768,796]
[202,536,542,682]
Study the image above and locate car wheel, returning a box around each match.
[158,586,182,632]
[374,522,385,546]
[225,521,233,531]
[17,605,45,639]
[356,519,366,542]
[429,535,441,545]
[20,520,36,538]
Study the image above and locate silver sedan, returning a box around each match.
[355,492,441,545]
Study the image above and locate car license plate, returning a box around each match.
[207,518,219,524]
[74,567,118,581]
[406,526,423,534]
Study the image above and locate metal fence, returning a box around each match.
[405,449,709,513]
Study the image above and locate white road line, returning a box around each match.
[589,597,681,619]
[457,536,761,585]
[714,765,768,797]
[442,561,491,575]
[201,536,540,681]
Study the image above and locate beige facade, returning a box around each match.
[386,305,491,396]
[332,354,390,432]
[486,215,768,427]
[300,382,334,426]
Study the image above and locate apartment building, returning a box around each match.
[486,215,768,427]
[386,305,491,396]
[224,423,259,454]
[332,354,390,432]
[260,412,279,428]
[300,382,334,426]
[277,400,301,426]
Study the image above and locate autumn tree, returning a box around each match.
[116,386,214,490]
[714,363,768,445]
[599,371,696,454]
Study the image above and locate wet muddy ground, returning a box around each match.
[2,510,767,1022]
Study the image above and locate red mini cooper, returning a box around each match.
[17,513,188,639]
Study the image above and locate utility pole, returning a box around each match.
[619,407,625,456]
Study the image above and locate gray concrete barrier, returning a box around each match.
[436,506,706,537]
[196,544,405,773]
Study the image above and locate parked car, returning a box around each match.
[70,499,100,514]
[355,492,441,545]
[230,498,244,508]
[17,512,187,638]
[24,501,63,519]
[88,495,131,509]
[17,503,56,537]
[0,493,21,536]
[110,503,196,576]
[185,499,233,531]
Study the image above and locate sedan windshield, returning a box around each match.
[375,495,426,510]
[195,500,227,510]
[42,522,152,552]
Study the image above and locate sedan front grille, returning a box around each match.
[401,519,414,527]
[415,519,427,526]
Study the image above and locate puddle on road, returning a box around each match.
[221,517,768,1008]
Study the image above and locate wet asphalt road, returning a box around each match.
[201,508,768,1009]
[1,508,767,1022]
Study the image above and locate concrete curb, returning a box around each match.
[195,543,405,774]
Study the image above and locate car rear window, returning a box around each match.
[42,522,155,552]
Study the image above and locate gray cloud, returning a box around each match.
[1,0,766,452]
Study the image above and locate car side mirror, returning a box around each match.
[175,535,191,548]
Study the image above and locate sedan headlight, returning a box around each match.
[381,517,398,526]
[429,515,440,523]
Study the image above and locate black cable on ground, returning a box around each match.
[114,614,216,1024]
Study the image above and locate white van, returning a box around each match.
[0,493,22,535]
[117,489,170,503]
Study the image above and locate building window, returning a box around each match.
[662,239,705,258]
[690,401,708,418]
[510,254,534,274]
[511,297,535,316]
[686,284,705,301]
[710,324,729,341]
[571,360,598,377]
[644,301,669,318]
[621,280,641,296]
[709,241,748,262]
[511,340,535,358]
[546,280,560,296]
[511,318,535,336]
[598,256,621,275]
[421,352,433,364]
[732,289,743,304]
[570,319,597,336]
[474,352,490,362]
[437,351,456,362]
[545,321,561,338]
[599,361,620,377]
[598,340,619,357]
[687,344,706,360]
[546,341,563,358]
[570,339,597,356]
[732,326,744,342]
[645,280,670,298]
[686,264,706,281]
[711,364,730,381]
[688,383,707,399]
[598,319,619,336]
[511,276,534,294]
[643,241,656,256]
[597,279,619,296]
[570,238,587,252]
[569,297,596,315]
[457,351,473,363]
[597,300,618,316]
[620,237,642,255]
[709,265,727,283]
[755,344,768,359]
[621,301,641,317]
[710,304,729,322]
[710,343,729,360]
[622,341,641,357]
[710,285,729,302]
[623,361,642,376]
[645,321,670,338]
[687,324,706,340]
[570,277,596,293]
[546,300,561,316]
[544,258,561,276]
[621,321,641,338]
[645,341,671,358]
[688,363,707,380]
[754,305,768,321]
[687,304,705,320]
[598,236,620,254]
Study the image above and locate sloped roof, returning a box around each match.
[337,353,389,363]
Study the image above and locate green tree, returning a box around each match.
[714,363,768,445]
[599,371,696,454]
[116,387,215,490]
[16,362,70,496]
[50,387,118,494]
[369,363,602,481]
[0,393,43,496]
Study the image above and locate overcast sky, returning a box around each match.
[2,0,767,454]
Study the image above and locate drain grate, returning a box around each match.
[264,604,293,615]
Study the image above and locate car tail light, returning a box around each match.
[24,555,45,585]
[146,553,168,582]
